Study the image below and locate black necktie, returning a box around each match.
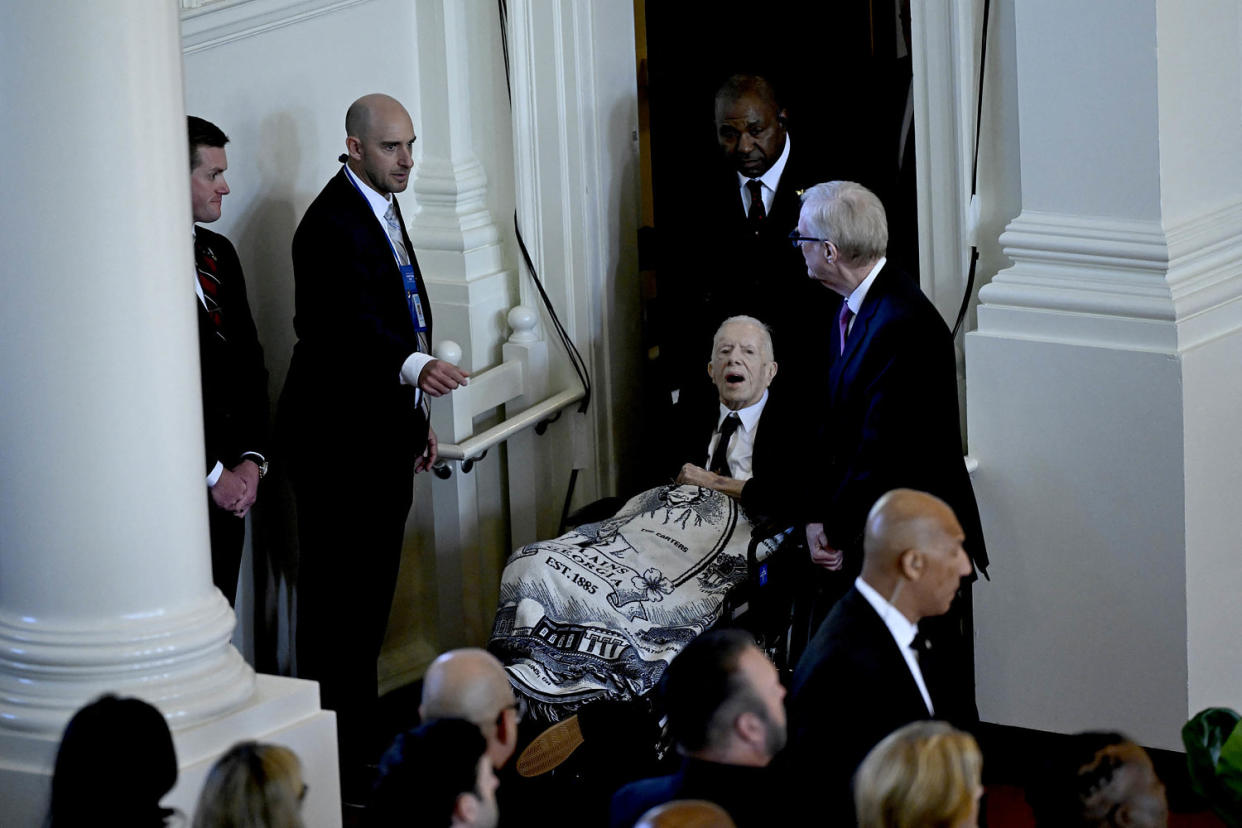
[910,631,932,663]
[708,413,742,476]
[746,179,766,223]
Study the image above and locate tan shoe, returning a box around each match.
[515,714,584,777]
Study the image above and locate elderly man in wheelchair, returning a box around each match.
[490,315,802,742]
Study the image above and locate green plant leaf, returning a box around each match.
[1184,707,1242,827]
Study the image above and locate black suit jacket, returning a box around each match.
[666,390,799,524]
[610,758,775,828]
[279,168,432,470]
[811,263,987,572]
[785,585,966,824]
[194,227,268,475]
[667,142,838,401]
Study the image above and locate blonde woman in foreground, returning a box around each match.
[854,721,983,828]
[193,741,306,828]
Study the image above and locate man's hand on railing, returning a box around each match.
[418,358,470,397]
[415,426,439,474]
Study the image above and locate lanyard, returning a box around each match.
[344,165,428,333]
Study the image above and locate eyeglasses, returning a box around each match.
[788,229,830,248]
[489,697,527,728]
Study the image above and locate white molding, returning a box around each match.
[0,595,255,734]
[977,202,1242,352]
[910,0,978,322]
[180,0,372,54]
[409,156,504,278]
[506,0,623,495]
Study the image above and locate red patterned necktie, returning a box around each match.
[746,179,766,223]
[838,303,854,354]
[195,240,226,341]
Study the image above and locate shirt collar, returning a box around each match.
[343,162,394,224]
[855,575,918,649]
[736,132,792,194]
[718,389,768,434]
[846,256,887,316]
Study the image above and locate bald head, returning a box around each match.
[343,93,415,195]
[346,93,405,141]
[861,489,972,623]
[421,649,519,769]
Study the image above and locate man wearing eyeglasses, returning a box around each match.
[793,181,987,721]
[420,648,522,772]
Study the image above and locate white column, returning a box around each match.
[504,0,641,520]
[966,0,1242,749]
[0,0,252,740]
[0,3,338,824]
[409,0,513,373]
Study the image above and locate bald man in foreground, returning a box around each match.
[783,489,975,825]
[421,649,521,771]
[279,93,468,792]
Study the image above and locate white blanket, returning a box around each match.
[490,484,777,721]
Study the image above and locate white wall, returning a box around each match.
[180,0,640,687]
[1183,334,1242,717]
[955,0,1242,749]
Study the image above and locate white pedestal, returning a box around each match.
[0,675,340,828]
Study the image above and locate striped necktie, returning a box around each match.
[384,202,430,358]
[195,239,225,342]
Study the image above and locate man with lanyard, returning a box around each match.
[279,93,468,797]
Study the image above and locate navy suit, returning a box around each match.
[279,167,433,767]
[813,263,986,573]
[610,758,776,828]
[784,586,969,825]
[799,263,985,728]
[194,226,268,605]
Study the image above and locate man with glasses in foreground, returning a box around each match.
[421,648,523,773]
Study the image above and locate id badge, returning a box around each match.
[400,264,428,332]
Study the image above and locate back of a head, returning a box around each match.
[368,718,488,828]
[854,720,982,828]
[46,694,178,828]
[860,489,962,586]
[636,799,738,828]
[420,648,513,723]
[1029,732,1168,828]
[799,181,888,265]
[660,629,754,755]
[192,741,305,828]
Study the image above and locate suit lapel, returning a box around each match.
[852,587,933,719]
[335,170,427,339]
[827,266,889,399]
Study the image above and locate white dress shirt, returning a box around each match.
[842,256,887,339]
[705,390,769,481]
[737,133,792,218]
[855,575,935,715]
[341,163,432,399]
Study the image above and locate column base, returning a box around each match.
[0,674,340,828]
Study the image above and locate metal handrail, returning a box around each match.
[436,387,585,466]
